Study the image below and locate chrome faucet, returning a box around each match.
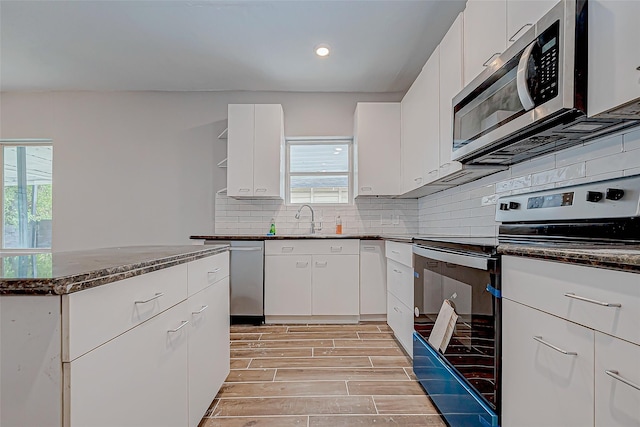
[295,204,315,234]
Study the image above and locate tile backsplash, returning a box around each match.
[215,196,419,236]
[419,125,640,237]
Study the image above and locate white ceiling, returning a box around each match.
[0,0,465,93]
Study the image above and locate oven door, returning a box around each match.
[413,245,501,426]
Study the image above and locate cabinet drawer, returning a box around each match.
[187,252,229,296]
[387,259,413,308]
[387,291,413,357]
[265,239,359,255]
[385,241,413,267]
[503,256,640,345]
[63,264,188,362]
[595,332,640,427]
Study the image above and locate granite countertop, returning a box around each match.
[0,245,229,296]
[190,234,414,243]
[498,243,640,273]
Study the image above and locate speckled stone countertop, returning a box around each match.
[190,234,415,243]
[0,245,229,296]
[498,243,640,273]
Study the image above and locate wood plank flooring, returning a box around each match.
[199,322,446,427]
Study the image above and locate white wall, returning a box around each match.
[0,91,401,251]
[418,126,640,236]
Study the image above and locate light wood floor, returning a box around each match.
[199,322,446,427]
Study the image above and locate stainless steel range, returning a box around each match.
[412,174,640,427]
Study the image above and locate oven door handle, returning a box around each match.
[412,246,495,270]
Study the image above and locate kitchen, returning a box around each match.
[1,0,639,426]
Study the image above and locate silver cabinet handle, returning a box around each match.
[282,246,294,253]
[393,306,400,312]
[239,188,250,192]
[255,188,267,192]
[135,292,164,304]
[605,370,640,391]
[391,250,400,254]
[427,169,438,176]
[483,52,501,67]
[440,163,451,170]
[295,261,308,268]
[363,246,376,250]
[315,261,328,267]
[361,186,372,191]
[393,269,402,274]
[208,268,221,274]
[168,320,189,333]
[414,177,422,183]
[564,293,621,308]
[533,336,577,355]
[192,305,209,315]
[330,246,342,252]
[509,23,533,42]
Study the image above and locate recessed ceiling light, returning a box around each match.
[335,147,342,151]
[315,44,330,57]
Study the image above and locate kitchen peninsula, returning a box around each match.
[0,244,230,427]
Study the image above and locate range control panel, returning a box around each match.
[496,174,640,222]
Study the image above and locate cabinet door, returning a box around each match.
[354,103,401,196]
[588,0,640,117]
[502,299,594,427]
[387,292,413,357]
[463,0,507,86]
[66,302,189,427]
[264,255,312,316]
[595,332,640,427]
[253,104,284,198]
[421,47,441,184]
[401,63,430,193]
[506,0,557,45]
[312,254,359,316]
[227,104,255,197]
[439,13,464,168]
[359,241,387,315]
[188,277,230,427]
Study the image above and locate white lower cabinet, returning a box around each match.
[594,332,640,427]
[502,255,640,427]
[264,255,312,316]
[188,276,230,427]
[384,241,413,357]
[65,301,190,427]
[502,299,595,427]
[359,241,387,318]
[264,240,360,322]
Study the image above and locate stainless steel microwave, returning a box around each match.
[451,0,638,165]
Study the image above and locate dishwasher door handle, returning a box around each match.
[229,247,263,251]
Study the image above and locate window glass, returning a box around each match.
[287,140,351,204]
[3,145,53,249]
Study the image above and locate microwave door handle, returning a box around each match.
[516,41,536,111]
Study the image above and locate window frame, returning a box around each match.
[285,136,354,206]
[0,139,53,253]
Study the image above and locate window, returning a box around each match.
[287,138,352,204]
[0,141,53,250]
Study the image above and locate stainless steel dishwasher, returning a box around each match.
[207,240,264,325]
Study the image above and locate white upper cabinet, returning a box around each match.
[401,65,427,193]
[588,0,640,117]
[463,0,507,86]
[421,47,441,185]
[401,48,440,194]
[227,104,284,198]
[353,103,401,197]
[438,13,464,169]
[506,0,558,46]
